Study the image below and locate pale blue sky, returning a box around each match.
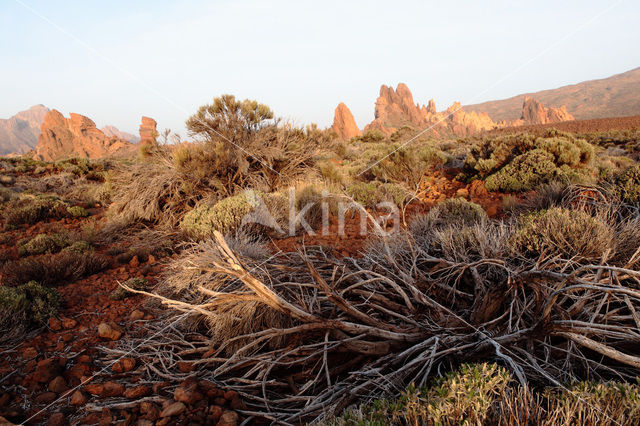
[1,0,639,137]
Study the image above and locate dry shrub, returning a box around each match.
[1,250,109,287]
[3,195,68,227]
[510,207,615,261]
[157,235,289,352]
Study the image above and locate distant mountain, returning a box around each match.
[101,125,140,143]
[464,67,640,121]
[0,105,50,155]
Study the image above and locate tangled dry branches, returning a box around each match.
[116,224,640,423]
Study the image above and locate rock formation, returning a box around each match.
[0,105,50,155]
[517,96,574,125]
[139,116,157,144]
[101,125,139,143]
[34,110,132,161]
[331,103,361,140]
[364,83,496,138]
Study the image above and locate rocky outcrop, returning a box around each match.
[34,110,132,161]
[364,83,496,137]
[101,125,139,143]
[0,105,50,155]
[518,96,574,125]
[331,103,361,140]
[139,116,157,144]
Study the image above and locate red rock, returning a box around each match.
[34,358,61,383]
[97,322,122,340]
[22,347,38,359]
[61,318,77,329]
[174,380,203,404]
[152,381,171,394]
[112,357,136,373]
[35,110,133,161]
[160,401,186,417]
[48,317,62,331]
[85,384,104,396]
[519,96,574,125]
[177,361,194,373]
[46,412,66,426]
[331,103,361,140]
[130,310,145,321]
[48,376,68,394]
[218,410,239,426]
[34,391,57,404]
[129,255,139,268]
[229,396,246,410]
[124,385,150,399]
[102,381,125,397]
[70,390,87,406]
[209,405,223,423]
[139,116,158,144]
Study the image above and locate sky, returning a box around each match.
[1,0,639,138]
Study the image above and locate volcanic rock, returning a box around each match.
[160,401,186,417]
[519,96,574,125]
[97,322,122,340]
[100,125,139,143]
[139,116,157,144]
[364,83,496,137]
[0,104,49,155]
[331,103,361,140]
[34,110,132,161]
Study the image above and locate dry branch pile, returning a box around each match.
[116,213,640,423]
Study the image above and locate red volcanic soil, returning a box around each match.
[487,114,640,136]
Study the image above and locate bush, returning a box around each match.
[615,165,640,204]
[180,192,256,239]
[411,198,487,232]
[346,182,411,208]
[0,281,60,326]
[18,233,70,256]
[510,207,615,260]
[484,149,558,192]
[355,129,386,144]
[67,206,89,217]
[110,277,148,301]
[461,133,597,192]
[3,195,68,227]
[370,143,447,188]
[1,250,109,287]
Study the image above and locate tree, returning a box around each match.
[185,94,274,146]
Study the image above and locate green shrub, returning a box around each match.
[180,192,257,239]
[0,187,16,203]
[1,250,109,287]
[346,182,411,208]
[18,233,71,256]
[461,133,597,192]
[110,277,148,301]
[62,240,93,254]
[356,129,386,144]
[412,198,487,232]
[510,207,615,260]
[615,165,640,204]
[0,281,60,326]
[369,143,447,187]
[3,195,68,227]
[67,205,89,217]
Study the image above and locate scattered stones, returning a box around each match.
[34,391,57,404]
[112,357,136,373]
[33,358,61,383]
[70,390,87,406]
[85,384,104,396]
[174,380,203,405]
[218,410,239,426]
[159,401,186,418]
[48,376,68,394]
[97,322,122,340]
[48,317,62,331]
[102,381,125,397]
[130,310,145,321]
[22,346,38,359]
[46,412,66,426]
[124,385,150,399]
[61,318,77,329]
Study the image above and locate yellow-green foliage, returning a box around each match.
[67,205,89,217]
[324,364,640,426]
[346,182,411,208]
[18,233,71,256]
[462,132,597,192]
[615,165,640,204]
[0,281,60,326]
[3,195,68,227]
[353,129,386,144]
[110,277,148,301]
[180,193,256,239]
[413,198,487,231]
[511,207,614,260]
